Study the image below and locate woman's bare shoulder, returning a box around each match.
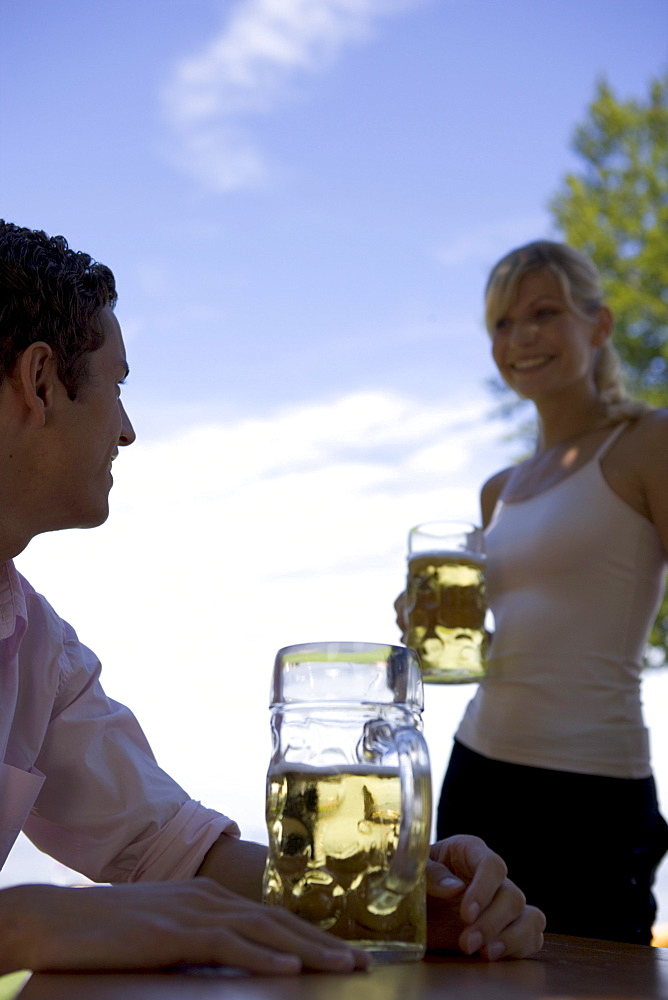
[637,406,668,432]
[623,408,668,453]
[480,467,514,526]
[632,410,668,482]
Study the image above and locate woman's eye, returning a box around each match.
[536,307,558,320]
[494,318,510,332]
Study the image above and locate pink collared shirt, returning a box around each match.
[0,560,238,883]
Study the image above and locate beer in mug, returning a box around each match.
[264,642,432,962]
[405,521,487,683]
[263,763,426,957]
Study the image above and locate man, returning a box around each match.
[0,221,545,975]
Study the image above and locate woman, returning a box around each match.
[434,240,668,944]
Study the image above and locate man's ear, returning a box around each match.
[592,305,613,347]
[16,342,58,426]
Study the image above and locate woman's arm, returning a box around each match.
[640,409,668,558]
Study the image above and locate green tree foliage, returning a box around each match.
[550,74,668,405]
[550,74,668,663]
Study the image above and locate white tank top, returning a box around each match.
[456,423,667,778]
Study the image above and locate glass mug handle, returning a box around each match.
[367,726,432,914]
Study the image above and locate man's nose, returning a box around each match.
[119,402,136,447]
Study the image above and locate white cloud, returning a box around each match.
[162,0,423,191]
[5,386,508,884]
[13,385,502,798]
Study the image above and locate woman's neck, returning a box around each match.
[535,395,610,451]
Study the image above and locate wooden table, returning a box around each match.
[14,934,668,1000]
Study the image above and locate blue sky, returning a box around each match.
[3,0,666,428]
[3,0,668,916]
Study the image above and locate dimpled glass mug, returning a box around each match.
[262,641,432,962]
[405,520,488,683]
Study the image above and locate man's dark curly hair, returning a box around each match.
[0,220,117,399]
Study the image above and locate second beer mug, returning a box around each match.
[405,520,488,683]
[263,641,432,962]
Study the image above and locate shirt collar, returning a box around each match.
[0,561,27,640]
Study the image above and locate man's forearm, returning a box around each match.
[195,835,268,901]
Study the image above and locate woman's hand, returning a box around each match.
[394,590,408,642]
[425,835,546,960]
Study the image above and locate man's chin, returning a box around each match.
[79,507,111,529]
[66,503,111,531]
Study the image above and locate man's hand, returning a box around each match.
[2,881,369,976]
[425,835,545,960]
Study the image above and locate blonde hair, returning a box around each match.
[485,240,650,423]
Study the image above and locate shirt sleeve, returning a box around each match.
[21,598,239,884]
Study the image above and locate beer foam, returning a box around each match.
[268,762,401,779]
[407,549,485,567]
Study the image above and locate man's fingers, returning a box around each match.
[458,877,524,952]
[430,836,508,918]
[236,908,369,971]
[200,929,304,975]
[478,906,546,961]
[425,857,466,897]
[188,887,369,971]
[459,882,544,960]
[22,881,369,975]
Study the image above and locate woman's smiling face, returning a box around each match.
[490,267,610,401]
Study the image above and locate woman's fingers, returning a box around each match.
[393,591,408,637]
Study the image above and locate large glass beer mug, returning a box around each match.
[263,641,432,962]
[405,520,488,683]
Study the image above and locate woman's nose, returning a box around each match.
[510,319,538,344]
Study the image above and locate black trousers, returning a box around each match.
[436,740,668,945]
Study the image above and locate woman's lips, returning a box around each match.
[510,355,553,371]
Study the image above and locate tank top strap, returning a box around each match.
[592,421,629,461]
